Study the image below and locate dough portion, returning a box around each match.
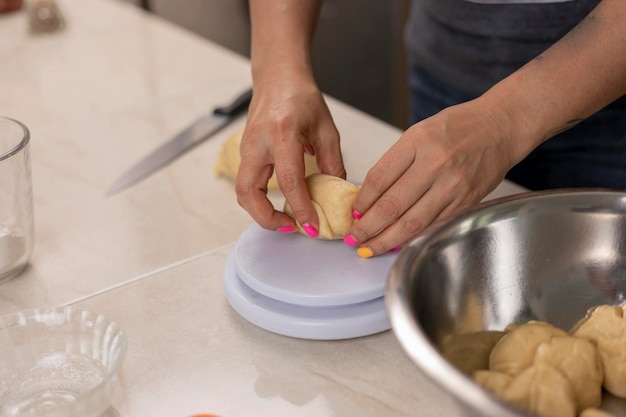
[284,173,360,240]
[440,330,505,376]
[489,321,567,376]
[502,363,577,417]
[214,129,319,189]
[572,305,626,398]
[463,305,624,417]
[473,370,513,397]
[533,336,604,412]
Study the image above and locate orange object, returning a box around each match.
[357,246,374,258]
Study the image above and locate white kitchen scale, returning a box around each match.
[223,223,399,340]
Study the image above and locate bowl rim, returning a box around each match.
[384,188,626,417]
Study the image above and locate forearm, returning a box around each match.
[485,0,626,164]
[249,0,321,88]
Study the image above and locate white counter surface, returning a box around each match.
[0,1,527,415]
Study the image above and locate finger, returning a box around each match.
[315,141,346,179]
[353,164,488,258]
[352,140,416,216]
[311,127,346,180]
[355,184,454,258]
[346,162,433,246]
[236,152,295,231]
[274,139,320,238]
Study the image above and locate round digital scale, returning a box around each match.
[223,224,399,340]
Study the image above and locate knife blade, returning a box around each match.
[106,88,252,196]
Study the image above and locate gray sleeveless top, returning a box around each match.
[405,0,601,96]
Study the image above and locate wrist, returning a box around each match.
[251,61,319,100]
[480,77,555,168]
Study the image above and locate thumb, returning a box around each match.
[315,139,346,180]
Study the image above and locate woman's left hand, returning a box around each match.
[345,96,517,257]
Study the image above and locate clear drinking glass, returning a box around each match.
[0,117,34,283]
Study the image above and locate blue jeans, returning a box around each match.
[409,67,626,190]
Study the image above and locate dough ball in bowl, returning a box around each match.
[284,173,360,240]
[489,321,567,376]
[533,335,604,412]
[502,363,577,417]
[572,304,626,398]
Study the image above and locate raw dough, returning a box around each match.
[440,330,505,376]
[462,306,626,417]
[489,321,567,376]
[214,129,319,189]
[502,363,577,417]
[533,336,604,412]
[284,173,360,240]
[573,305,626,398]
[473,370,513,397]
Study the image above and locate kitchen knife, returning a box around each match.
[106,88,252,196]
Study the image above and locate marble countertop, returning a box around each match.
[0,0,527,416]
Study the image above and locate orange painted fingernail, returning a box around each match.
[301,223,319,238]
[357,247,374,258]
[276,225,296,233]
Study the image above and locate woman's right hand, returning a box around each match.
[235,71,346,237]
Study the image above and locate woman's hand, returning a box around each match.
[236,75,345,236]
[345,96,516,257]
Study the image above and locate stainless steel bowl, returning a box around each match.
[386,189,626,417]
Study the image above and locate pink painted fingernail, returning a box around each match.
[352,209,363,219]
[276,225,297,233]
[343,234,358,247]
[390,246,401,252]
[301,223,319,238]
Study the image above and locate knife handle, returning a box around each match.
[213,88,253,117]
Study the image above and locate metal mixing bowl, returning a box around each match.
[386,189,626,417]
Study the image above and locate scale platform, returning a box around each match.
[223,224,399,340]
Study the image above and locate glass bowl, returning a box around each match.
[0,306,127,417]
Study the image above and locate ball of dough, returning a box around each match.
[473,370,513,397]
[573,304,626,398]
[533,335,604,412]
[441,331,505,376]
[502,363,577,417]
[284,173,360,240]
[465,307,626,416]
[489,321,567,376]
[214,129,319,189]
